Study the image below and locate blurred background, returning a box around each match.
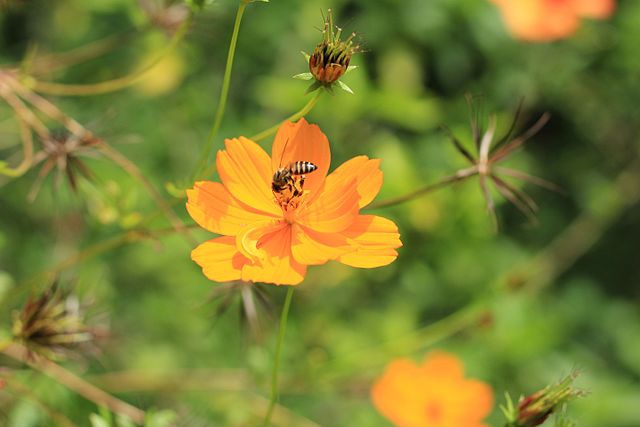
[1,0,639,426]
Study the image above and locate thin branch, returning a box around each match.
[493,97,525,150]
[479,172,498,231]
[23,28,142,76]
[494,166,565,193]
[99,142,196,245]
[0,79,50,139]
[440,124,475,164]
[192,1,248,180]
[491,113,550,163]
[2,343,145,425]
[263,286,295,427]
[27,157,56,202]
[3,376,78,427]
[491,174,538,223]
[6,75,85,136]
[0,114,34,177]
[21,17,191,96]
[250,90,323,142]
[367,167,478,209]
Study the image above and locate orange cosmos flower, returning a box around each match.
[371,351,493,427]
[186,118,401,286]
[491,0,615,41]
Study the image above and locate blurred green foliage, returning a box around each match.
[1,0,639,426]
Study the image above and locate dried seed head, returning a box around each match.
[12,284,94,360]
[208,281,272,343]
[443,97,561,229]
[29,130,102,201]
[309,9,359,85]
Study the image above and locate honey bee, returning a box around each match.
[272,161,318,204]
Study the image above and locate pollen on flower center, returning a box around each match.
[272,174,308,220]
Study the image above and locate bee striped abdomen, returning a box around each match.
[272,160,318,210]
[288,161,317,175]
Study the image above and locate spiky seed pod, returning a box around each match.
[309,9,359,85]
[12,284,94,360]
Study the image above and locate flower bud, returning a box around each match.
[308,9,359,85]
[504,371,586,427]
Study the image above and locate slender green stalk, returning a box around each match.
[193,1,248,180]
[367,167,477,210]
[263,286,295,427]
[0,114,33,177]
[99,142,196,246]
[250,90,323,142]
[22,17,191,96]
[5,378,78,427]
[2,343,146,424]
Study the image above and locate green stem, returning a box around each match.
[250,90,323,142]
[193,1,248,180]
[99,143,196,246]
[263,286,295,427]
[2,343,146,424]
[367,167,477,210]
[22,17,191,96]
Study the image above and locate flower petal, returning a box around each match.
[191,236,250,282]
[217,137,280,216]
[236,221,306,285]
[290,224,352,265]
[186,181,277,236]
[296,174,360,233]
[455,380,494,422]
[329,156,383,208]
[236,220,287,262]
[576,0,615,18]
[271,118,330,198]
[337,215,402,268]
[492,0,578,41]
[419,351,465,380]
[371,359,426,427]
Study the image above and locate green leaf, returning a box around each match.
[145,410,177,427]
[305,81,322,94]
[293,73,313,81]
[300,51,311,62]
[89,414,111,427]
[164,181,187,198]
[116,414,135,427]
[336,80,354,94]
[345,65,358,74]
[499,392,517,422]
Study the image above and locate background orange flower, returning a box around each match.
[371,352,493,427]
[491,0,616,41]
[186,119,402,285]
